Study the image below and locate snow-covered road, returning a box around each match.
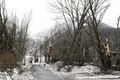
[30,65,63,80]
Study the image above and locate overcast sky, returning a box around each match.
[5,0,120,36]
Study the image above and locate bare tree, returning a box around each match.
[49,0,90,65]
[29,38,40,63]
[0,0,32,77]
[84,0,111,72]
[15,14,31,62]
[0,0,9,53]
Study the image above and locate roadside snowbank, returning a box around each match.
[0,70,35,80]
[12,63,35,80]
[41,61,120,80]
[76,74,120,79]
[42,62,100,74]
[72,65,100,74]
[12,71,36,80]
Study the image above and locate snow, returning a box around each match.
[12,71,35,80]
[0,55,120,80]
[72,65,100,74]
[0,72,7,80]
[76,74,120,80]
[0,70,36,80]
[39,59,120,80]
[15,55,120,80]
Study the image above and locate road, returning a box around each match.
[30,65,73,80]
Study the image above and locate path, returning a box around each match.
[30,65,62,80]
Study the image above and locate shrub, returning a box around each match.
[0,51,17,72]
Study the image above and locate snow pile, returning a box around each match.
[43,62,100,74]
[0,72,7,80]
[0,71,36,80]
[72,65,100,74]
[43,63,58,72]
[12,71,36,80]
[76,74,120,79]
[12,64,35,80]
[12,59,36,80]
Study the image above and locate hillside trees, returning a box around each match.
[49,26,66,63]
